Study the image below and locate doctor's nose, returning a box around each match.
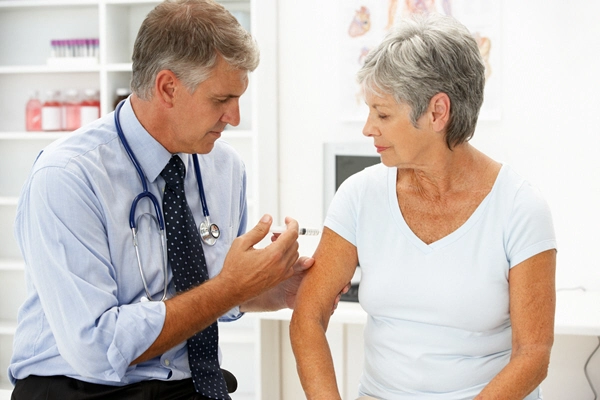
[221,101,241,127]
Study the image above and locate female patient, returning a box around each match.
[290,13,556,400]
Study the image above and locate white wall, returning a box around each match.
[276,0,600,398]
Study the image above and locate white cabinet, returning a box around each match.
[0,1,278,397]
[0,133,61,392]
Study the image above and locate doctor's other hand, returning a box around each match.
[219,214,300,303]
[332,282,351,315]
[277,255,315,309]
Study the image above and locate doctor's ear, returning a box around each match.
[155,70,178,108]
[429,92,451,132]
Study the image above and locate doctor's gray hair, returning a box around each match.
[357,13,485,149]
[131,0,259,101]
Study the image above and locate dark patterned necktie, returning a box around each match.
[160,155,230,399]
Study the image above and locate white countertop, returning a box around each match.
[254,290,600,336]
[254,301,367,325]
[554,290,600,336]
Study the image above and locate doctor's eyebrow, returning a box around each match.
[214,93,242,99]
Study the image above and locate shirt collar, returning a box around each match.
[118,98,190,183]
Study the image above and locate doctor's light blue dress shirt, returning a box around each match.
[9,98,248,386]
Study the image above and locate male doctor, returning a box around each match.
[9,1,314,399]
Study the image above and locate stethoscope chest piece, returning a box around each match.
[191,153,219,246]
[200,217,220,246]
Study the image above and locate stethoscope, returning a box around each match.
[114,100,220,301]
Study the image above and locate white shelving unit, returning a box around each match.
[0,1,279,398]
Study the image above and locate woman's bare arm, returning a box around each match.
[290,227,359,400]
[476,249,556,399]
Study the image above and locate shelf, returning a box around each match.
[0,260,24,271]
[106,63,133,72]
[0,320,17,336]
[0,0,98,9]
[0,65,100,74]
[0,197,18,206]
[105,0,159,4]
[0,132,68,140]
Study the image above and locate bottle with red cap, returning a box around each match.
[62,89,81,131]
[25,90,42,131]
[41,90,62,132]
[80,89,100,127]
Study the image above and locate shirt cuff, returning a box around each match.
[219,306,244,322]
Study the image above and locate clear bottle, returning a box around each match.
[62,89,81,131]
[80,89,100,126]
[92,38,100,59]
[25,91,42,131]
[113,87,131,110]
[41,90,62,132]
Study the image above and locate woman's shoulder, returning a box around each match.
[494,164,550,211]
[496,165,540,194]
[342,161,387,187]
[333,162,390,208]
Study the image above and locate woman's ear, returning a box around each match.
[154,70,177,108]
[429,92,451,132]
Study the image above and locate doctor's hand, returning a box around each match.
[238,254,314,312]
[219,214,300,306]
[274,255,314,310]
[331,282,351,314]
[269,231,348,312]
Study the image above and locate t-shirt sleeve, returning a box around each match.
[323,172,364,247]
[506,181,557,268]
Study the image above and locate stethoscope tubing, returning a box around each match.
[115,100,166,231]
[114,99,220,301]
[115,100,215,233]
[192,151,210,218]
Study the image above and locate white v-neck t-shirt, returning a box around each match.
[325,164,556,400]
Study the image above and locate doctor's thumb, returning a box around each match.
[243,214,272,246]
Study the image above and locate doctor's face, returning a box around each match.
[174,57,248,154]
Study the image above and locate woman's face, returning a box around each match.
[362,91,432,168]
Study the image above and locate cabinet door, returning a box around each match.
[0,1,279,397]
[0,4,101,133]
[0,4,99,67]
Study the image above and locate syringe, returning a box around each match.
[270,226,320,236]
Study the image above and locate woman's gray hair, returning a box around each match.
[357,13,485,149]
[131,0,260,100]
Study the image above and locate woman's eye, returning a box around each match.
[378,114,388,120]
